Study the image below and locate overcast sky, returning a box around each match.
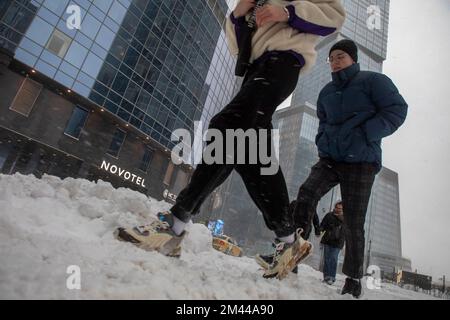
[382,0,450,280]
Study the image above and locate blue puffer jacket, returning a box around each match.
[315,63,408,171]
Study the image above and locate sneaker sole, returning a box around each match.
[263,241,313,280]
[255,256,299,274]
[114,227,185,258]
[158,232,187,257]
[254,255,271,269]
[276,242,313,280]
[114,227,140,243]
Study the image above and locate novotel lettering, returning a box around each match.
[100,160,146,188]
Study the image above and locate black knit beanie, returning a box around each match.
[329,39,358,63]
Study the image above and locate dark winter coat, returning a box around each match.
[316,63,408,171]
[320,212,345,249]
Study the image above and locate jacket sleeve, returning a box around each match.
[284,0,346,36]
[313,213,320,231]
[363,74,408,142]
[315,96,327,146]
[320,213,331,231]
[225,7,246,57]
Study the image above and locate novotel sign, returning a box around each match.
[100,160,146,188]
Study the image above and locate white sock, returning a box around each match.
[171,215,188,236]
[277,233,295,244]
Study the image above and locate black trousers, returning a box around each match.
[171,52,302,237]
[294,158,377,278]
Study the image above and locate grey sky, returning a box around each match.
[382,0,450,280]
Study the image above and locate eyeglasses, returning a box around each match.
[327,53,349,64]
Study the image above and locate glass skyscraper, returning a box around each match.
[0,0,238,200]
[366,167,412,274]
[1,0,237,148]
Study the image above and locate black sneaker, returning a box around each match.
[341,277,362,298]
[255,253,298,274]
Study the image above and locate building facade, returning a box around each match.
[365,167,411,274]
[0,0,238,200]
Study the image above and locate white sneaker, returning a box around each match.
[114,212,187,257]
[263,229,313,280]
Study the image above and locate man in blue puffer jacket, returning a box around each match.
[293,39,408,298]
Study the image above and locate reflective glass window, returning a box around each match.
[107,128,126,157]
[64,105,89,139]
[4,2,36,33]
[93,0,113,13]
[43,0,68,16]
[81,52,103,78]
[107,1,127,24]
[139,146,153,172]
[81,13,101,40]
[25,16,53,46]
[95,24,115,50]
[64,40,88,67]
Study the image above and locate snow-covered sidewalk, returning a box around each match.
[0,173,438,300]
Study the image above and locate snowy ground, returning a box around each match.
[0,173,439,300]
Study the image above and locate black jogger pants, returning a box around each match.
[171,52,302,238]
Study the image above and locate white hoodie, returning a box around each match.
[225,0,346,74]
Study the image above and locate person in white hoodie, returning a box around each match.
[115,0,346,280]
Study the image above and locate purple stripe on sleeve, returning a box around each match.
[286,5,336,36]
[230,12,246,46]
[230,11,246,25]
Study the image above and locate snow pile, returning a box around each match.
[0,173,439,300]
